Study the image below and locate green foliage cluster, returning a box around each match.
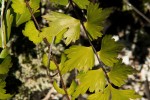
[0,0,142,99]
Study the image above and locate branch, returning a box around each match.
[52,57,71,100]
[124,0,150,24]
[25,1,70,100]
[68,0,111,84]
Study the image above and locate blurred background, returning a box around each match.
[1,0,150,100]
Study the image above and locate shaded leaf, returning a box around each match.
[43,12,80,45]
[50,0,68,6]
[73,0,89,9]
[108,60,134,87]
[0,48,9,58]
[22,21,42,44]
[0,55,12,74]
[62,45,94,73]
[73,69,106,98]
[99,35,124,67]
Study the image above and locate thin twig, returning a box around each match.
[124,0,150,24]
[25,0,41,31]
[25,1,70,100]
[42,87,55,100]
[52,57,71,100]
[69,0,111,83]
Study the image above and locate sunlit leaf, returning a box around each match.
[73,69,106,98]
[42,54,57,70]
[53,80,77,95]
[108,60,134,87]
[99,35,124,67]
[111,85,141,100]
[15,9,31,27]
[12,0,40,26]
[88,84,141,100]
[53,80,65,94]
[88,85,110,100]
[84,3,111,39]
[40,26,67,44]
[43,12,80,45]
[29,0,40,12]
[61,45,94,73]
[5,9,13,42]
[11,0,26,14]
[22,21,42,44]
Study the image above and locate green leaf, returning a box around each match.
[11,0,26,14]
[73,0,89,9]
[67,80,77,95]
[42,54,57,70]
[88,85,111,100]
[62,45,94,73]
[99,35,124,67]
[111,85,141,100]
[50,0,68,6]
[108,60,134,87]
[29,0,40,12]
[42,12,80,45]
[53,80,77,95]
[15,9,31,27]
[0,48,9,58]
[22,21,42,44]
[0,55,12,74]
[5,9,13,42]
[0,82,12,99]
[73,69,106,98]
[12,0,40,26]
[88,84,141,100]
[53,80,65,94]
[84,3,111,39]
[0,88,12,99]
[40,26,67,44]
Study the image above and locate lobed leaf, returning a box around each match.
[12,0,40,26]
[88,84,141,100]
[108,60,134,87]
[22,21,42,44]
[15,9,31,27]
[61,45,94,73]
[73,69,106,98]
[42,54,57,70]
[0,55,12,74]
[42,12,80,45]
[12,0,26,14]
[84,3,111,39]
[53,80,77,95]
[73,0,89,9]
[99,35,124,67]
